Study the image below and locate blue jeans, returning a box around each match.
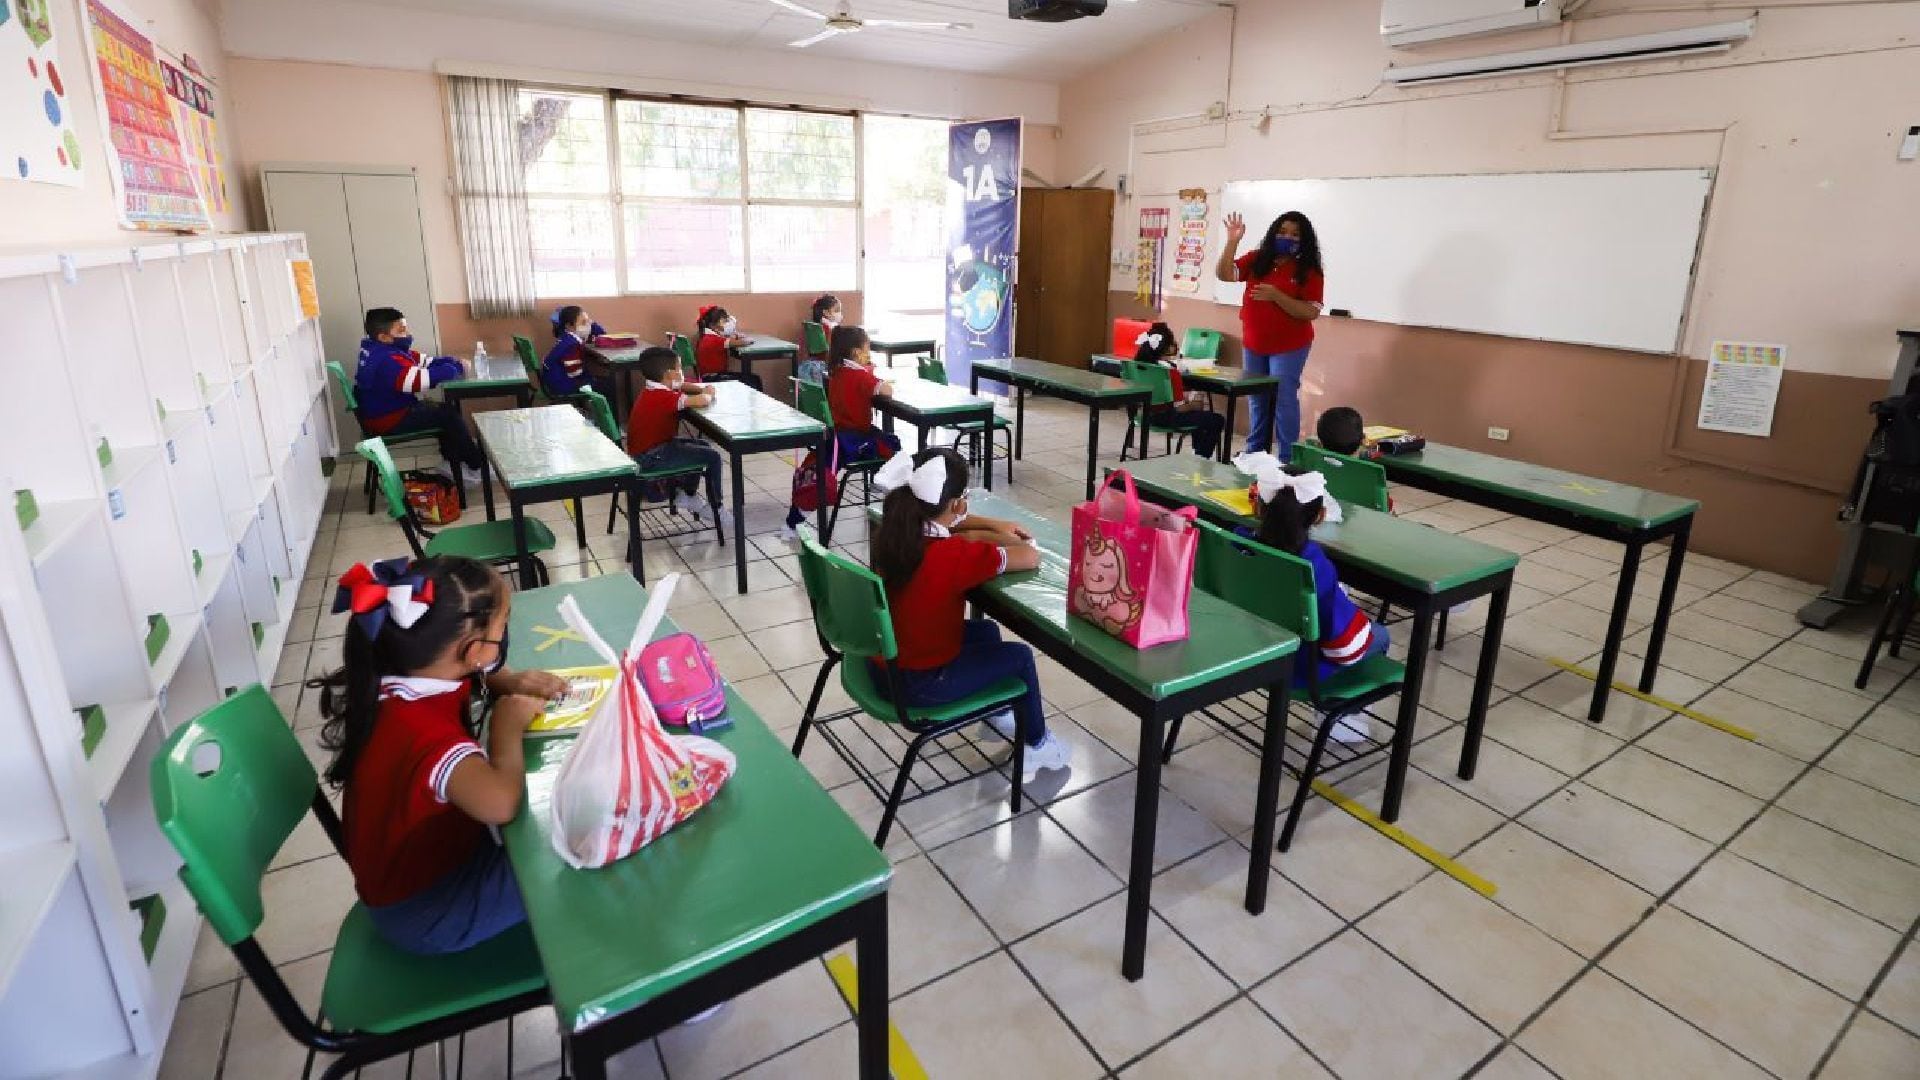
[1299,620,1391,689]
[1242,345,1312,460]
[638,438,722,508]
[380,401,484,469]
[365,842,526,955]
[879,620,1049,746]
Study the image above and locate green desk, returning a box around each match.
[503,574,890,1080]
[442,356,535,410]
[734,334,800,383]
[1090,354,1281,464]
[589,344,648,420]
[1122,455,1519,823]
[679,381,827,594]
[1379,442,1700,723]
[872,377,1000,486]
[968,357,1153,500]
[473,407,642,589]
[864,492,1299,981]
[868,335,936,364]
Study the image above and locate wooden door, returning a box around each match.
[1015,187,1114,369]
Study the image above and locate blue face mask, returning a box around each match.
[392,335,414,352]
[1271,237,1299,258]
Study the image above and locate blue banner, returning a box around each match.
[944,118,1022,390]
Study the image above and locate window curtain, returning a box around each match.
[447,76,536,318]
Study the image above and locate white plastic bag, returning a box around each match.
[546,574,737,869]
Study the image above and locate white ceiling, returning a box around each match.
[363,0,1220,79]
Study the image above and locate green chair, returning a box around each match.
[514,333,588,407]
[327,361,447,515]
[796,380,886,545]
[790,528,1030,845]
[151,686,549,1080]
[1162,520,1406,852]
[802,320,829,359]
[669,333,699,376]
[578,388,722,546]
[1118,360,1192,461]
[1290,444,1391,514]
[916,358,1014,482]
[1181,328,1224,361]
[358,437,556,587]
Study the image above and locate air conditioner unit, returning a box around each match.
[1381,0,1563,47]
[1383,18,1753,85]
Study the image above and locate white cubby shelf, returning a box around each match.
[0,233,334,1079]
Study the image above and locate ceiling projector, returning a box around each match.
[1010,0,1107,23]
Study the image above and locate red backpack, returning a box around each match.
[789,439,839,514]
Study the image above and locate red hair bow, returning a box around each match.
[334,559,435,638]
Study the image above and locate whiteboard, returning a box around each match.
[1215,169,1713,354]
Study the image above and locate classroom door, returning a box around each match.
[1014,187,1113,369]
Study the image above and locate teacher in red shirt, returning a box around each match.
[1215,210,1325,460]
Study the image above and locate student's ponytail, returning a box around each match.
[872,447,969,591]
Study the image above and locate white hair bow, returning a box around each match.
[1135,331,1164,350]
[1232,452,1344,523]
[874,452,952,505]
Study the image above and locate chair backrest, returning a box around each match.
[1192,519,1319,643]
[355,437,411,521]
[797,379,832,427]
[326,360,359,412]
[1113,317,1153,357]
[671,334,698,374]
[803,321,829,356]
[917,358,948,385]
[512,335,550,398]
[579,387,620,444]
[151,685,322,945]
[1181,328,1223,361]
[795,527,898,661]
[1290,443,1390,514]
[1120,359,1176,408]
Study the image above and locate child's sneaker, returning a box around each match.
[978,709,1017,742]
[1020,732,1072,781]
[1448,600,1473,616]
[777,523,800,542]
[1328,713,1371,745]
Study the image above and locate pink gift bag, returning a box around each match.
[1068,470,1198,648]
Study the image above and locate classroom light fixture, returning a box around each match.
[1382,18,1753,85]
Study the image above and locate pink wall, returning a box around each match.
[9,0,243,245]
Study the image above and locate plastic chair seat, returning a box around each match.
[839,659,1026,728]
[949,415,1013,433]
[321,906,545,1035]
[1292,654,1406,706]
[423,517,558,561]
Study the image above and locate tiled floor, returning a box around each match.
[163,397,1920,1079]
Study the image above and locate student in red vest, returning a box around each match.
[693,305,765,392]
[624,347,722,516]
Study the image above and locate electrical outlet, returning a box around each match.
[1488,426,1511,442]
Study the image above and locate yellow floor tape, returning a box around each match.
[824,953,929,1080]
[1311,781,1498,899]
[1547,658,1756,741]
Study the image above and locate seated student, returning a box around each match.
[1133,322,1227,460]
[782,325,900,537]
[800,293,842,384]
[693,305,765,392]
[1316,406,1379,460]
[551,305,605,342]
[625,346,723,516]
[354,307,485,482]
[1237,452,1388,743]
[871,447,1072,777]
[541,305,615,400]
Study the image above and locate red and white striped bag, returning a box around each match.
[546,574,737,869]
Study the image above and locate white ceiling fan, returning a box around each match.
[765,0,973,48]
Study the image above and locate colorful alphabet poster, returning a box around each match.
[158,54,223,215]
[82,0,207,230]
[1171,189,1208,294]
[0,0,83,186]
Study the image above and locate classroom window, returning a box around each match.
[492,88,885,297]
[861,114,948,334]
[517,89,617,297]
